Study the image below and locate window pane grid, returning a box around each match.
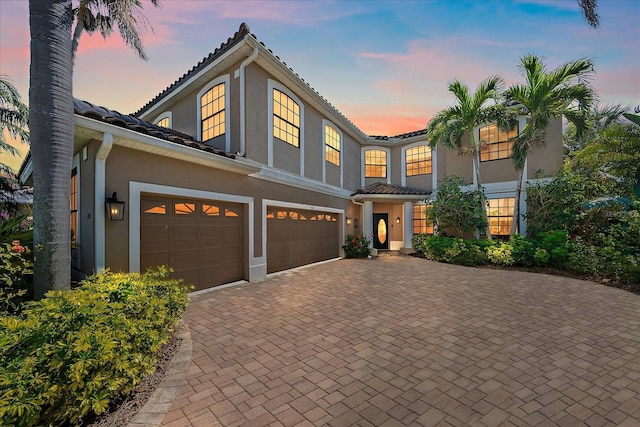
[406,145,432,176]
[201,83,225,141]
[486,198,515,236]
[70,170,78,244]
[273,89,300,147]
[479,124,518,161]
[365,150,387,178]
[413,205,434,235]
[156,117,170,128]
[325,125,341,166]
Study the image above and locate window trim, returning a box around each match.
[361,147,390,186]
[322,120,343,188]
[486,197,515,236]
[402,142,432,182]
[197,75,230,152]
[267,80,305,173]
[153,111,172,129]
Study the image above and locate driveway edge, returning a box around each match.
[127,320,193,427]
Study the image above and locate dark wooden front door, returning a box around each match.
[373,213,389,250]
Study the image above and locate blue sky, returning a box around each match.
[1,0,639,169]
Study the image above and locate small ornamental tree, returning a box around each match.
[430,175,487,238]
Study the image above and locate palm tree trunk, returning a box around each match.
[29,0,74,298]
[472,142,492,241]
[511,167,524,235]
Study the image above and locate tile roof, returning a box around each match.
[74,98,235,159]
[353,182,431,196]
[133,23,252,118]
[369,129,428,141]
[131,23,366,138]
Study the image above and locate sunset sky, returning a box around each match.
[1,0,639,171]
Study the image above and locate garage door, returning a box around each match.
[140,195,244,290]
[267,207,339,273]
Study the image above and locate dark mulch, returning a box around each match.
[84,332,182,427]
[410,253,640,296]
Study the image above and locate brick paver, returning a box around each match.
[160,257,640,426]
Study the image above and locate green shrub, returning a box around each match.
[510,235,538,267]
[411,233,430,256]
[0,267,191,426]
[0,241,33,314]
[487,241,515,266]
[343,234,371,258]
[423,236,487,266]
[532,230,569,268]
[0,216,33,247]
[533,248,550,265]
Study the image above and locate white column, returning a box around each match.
[403,201,413,250]
[363,201,373,248]
[95,132,113,272]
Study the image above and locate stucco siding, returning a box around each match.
[103,145,350,274]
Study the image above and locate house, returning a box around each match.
[19,23,563,291]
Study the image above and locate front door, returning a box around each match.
[373,213,389,250]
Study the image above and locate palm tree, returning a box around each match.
[29,0,160,298]
[30,0,74,299]
[426,76,506,240]
[72,0,159,62]
[0,76,29,214]
[0,77,29,175]
[505,54,594,235]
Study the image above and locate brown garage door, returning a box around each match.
[267,207,339,274]
[140,195,244,290]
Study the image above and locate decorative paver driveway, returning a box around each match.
[160,257,640,426]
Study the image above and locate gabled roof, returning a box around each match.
[353,182,430,196]
[130,23,388,140]
[133,23,251,118]
[74,99,235,159]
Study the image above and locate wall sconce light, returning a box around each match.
[106,192,125,221]
[346,217,352,225]
[353,218,359,230]
[396,217,401,224]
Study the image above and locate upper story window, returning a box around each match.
[487,197,515,236]
[201,83,226,142]
[479,123,518,161]
[273,89,300,147]
[154,112,172,129]
[325,124,341,166]
[365,149,387,178]
[406,145,432,176]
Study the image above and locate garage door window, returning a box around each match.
[175,202,196,215]
[202,204,220,216]
[143,199,167,215]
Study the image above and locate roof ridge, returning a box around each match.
[132,23,251,118]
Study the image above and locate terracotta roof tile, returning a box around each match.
[74,98,235,159]
[353,182,430,196]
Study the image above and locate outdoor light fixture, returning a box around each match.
[346,217,352,225]
[396,217,401,224]
[106,192,125,221]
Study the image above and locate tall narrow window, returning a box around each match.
[479,123,518,161]
[273,89,300,147]
[325,124,341,166]
[365,149,387,178]
[201,83,225,142]
[70,168,78,245]
[413,205,434,235]
[406,145,432,176]
[486,198,515,236]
